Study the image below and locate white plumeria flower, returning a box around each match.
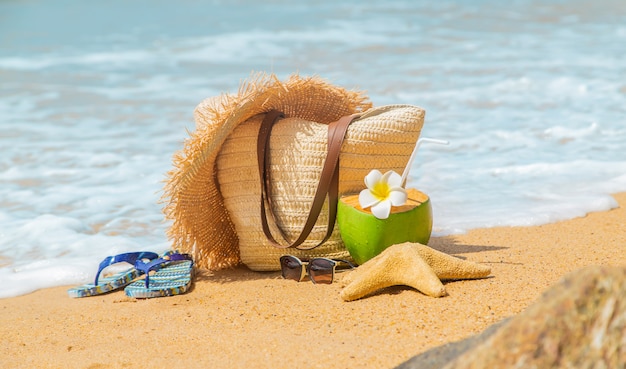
[358,170,408,219]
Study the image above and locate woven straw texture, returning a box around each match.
[217,104,425,271]
[163,73,372,270]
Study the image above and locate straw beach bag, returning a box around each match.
[163,73,425,271]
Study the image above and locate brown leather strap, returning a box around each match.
[257,110,359,249]
[257,109,284,240]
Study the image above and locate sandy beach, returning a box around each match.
[1,193,625,369]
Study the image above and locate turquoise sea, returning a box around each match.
[1,0,625,297]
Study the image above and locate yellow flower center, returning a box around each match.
[371,182,391,201]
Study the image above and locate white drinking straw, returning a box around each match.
[401,137,449,187]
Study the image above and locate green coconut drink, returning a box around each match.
[336,137,446,266]
[338,188,433,265]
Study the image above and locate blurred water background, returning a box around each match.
[1,0,625,297]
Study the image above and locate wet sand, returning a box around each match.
[1,193,625,369]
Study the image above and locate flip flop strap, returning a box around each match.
[134,253,193,288]
[95,251,159,285]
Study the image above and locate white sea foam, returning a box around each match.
[1,0,625,298]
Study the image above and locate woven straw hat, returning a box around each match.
[163,73,373,270]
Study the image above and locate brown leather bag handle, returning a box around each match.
[257,110,359,250]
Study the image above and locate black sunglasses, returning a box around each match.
[279,255,355,284]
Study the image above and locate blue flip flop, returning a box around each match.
[124,252,194,298]
[68,251,159,298]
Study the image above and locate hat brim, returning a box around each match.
[162,73,372,270]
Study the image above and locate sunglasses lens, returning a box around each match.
[280,256,303,281]
[308,258,335,284]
